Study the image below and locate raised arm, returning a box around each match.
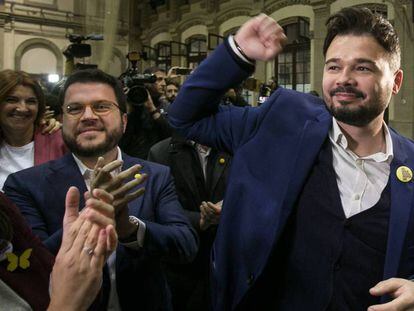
[168,14,286,153]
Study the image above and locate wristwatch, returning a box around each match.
[119,216,139,244]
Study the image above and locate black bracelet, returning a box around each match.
[233,37,255,63]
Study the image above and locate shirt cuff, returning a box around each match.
[228,35,255,66]
[119,219,146,250]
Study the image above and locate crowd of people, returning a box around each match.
[1,6,413,311]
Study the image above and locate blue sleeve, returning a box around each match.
[3,172,62,255]
[142,166,199,263]
[168,41,264,154]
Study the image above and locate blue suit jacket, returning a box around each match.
[168,41,414,310]
[3,152,198,311]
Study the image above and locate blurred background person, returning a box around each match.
[149,131,232,311]
[165,80,180,105]
[143,66,169,112]
[0,70,67,189]
[222,86,249,107]
[119,73,173,159]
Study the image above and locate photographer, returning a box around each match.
[119,71,173,159]
[143,67,170,112]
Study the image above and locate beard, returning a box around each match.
[62,122,124,158]
[324,85,388,127]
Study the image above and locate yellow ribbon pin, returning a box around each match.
[134,173,142,179]
[6,248,32,272]
[219,158,226,165]
[396,166,413,183]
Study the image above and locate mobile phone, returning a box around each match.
[175,68,192,75]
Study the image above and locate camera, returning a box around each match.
[175,67,192,75]
[120,52,156,106]
[64,34,103,58]
[63,34,103,74]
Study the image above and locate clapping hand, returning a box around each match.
[199,201,222,231]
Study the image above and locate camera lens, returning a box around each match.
[127,85,148,106]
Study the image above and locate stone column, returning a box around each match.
[311,3,330,95]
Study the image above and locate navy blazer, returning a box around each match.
[4,152,198,311]
[168,41,414,310]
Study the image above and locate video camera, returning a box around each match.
[63,34,103,74]
[120,51,156,106]
[64,34,103,58]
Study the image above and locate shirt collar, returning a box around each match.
[329,118,393,163]
[72,147,123,178]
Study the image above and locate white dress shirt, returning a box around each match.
[72,147,146,310]
[329,119,393,218]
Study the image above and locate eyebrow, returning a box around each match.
[325,58,377,66]
[6,95,38,100]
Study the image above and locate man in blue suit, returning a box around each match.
[169,7,414,311]
[4,69,198,310]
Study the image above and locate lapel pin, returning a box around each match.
[134,173,142,179]
[396,166,413,183]
[6,248,32,272]
[219,158,226,165]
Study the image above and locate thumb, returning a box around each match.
[370,278,401,296]
[63,186,80,229]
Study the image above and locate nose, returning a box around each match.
[79,104,98,120]
[15,100,29,111]
[336,68,356,86]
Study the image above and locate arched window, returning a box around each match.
[186,35,207,68]
[155,41,171,71]
[275,17,310,92]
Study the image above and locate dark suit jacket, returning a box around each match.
[148,134,231,310]
[3,152,198,311]
[168,40,414,310]
[148,134,231,230]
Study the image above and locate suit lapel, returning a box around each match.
[208,151,230,197]
[122,153,145,216]
[279,112,332,221]
[45,153,88,211]
[383,132,414,280]
[171,144,205,204]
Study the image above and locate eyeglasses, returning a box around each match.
[64,101,120,117]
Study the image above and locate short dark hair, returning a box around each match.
[166,80,180,89]
[59,69,127,113]
[323,7,400,70]
[143,67,165,75]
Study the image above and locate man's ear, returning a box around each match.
[122,113,127,133]
[392,69,403,95]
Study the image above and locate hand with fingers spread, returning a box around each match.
[368,278,414,311]
[199,201,222,231]
[234,13,287,62]
[90,157,147,240]
[48,186,117,311]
